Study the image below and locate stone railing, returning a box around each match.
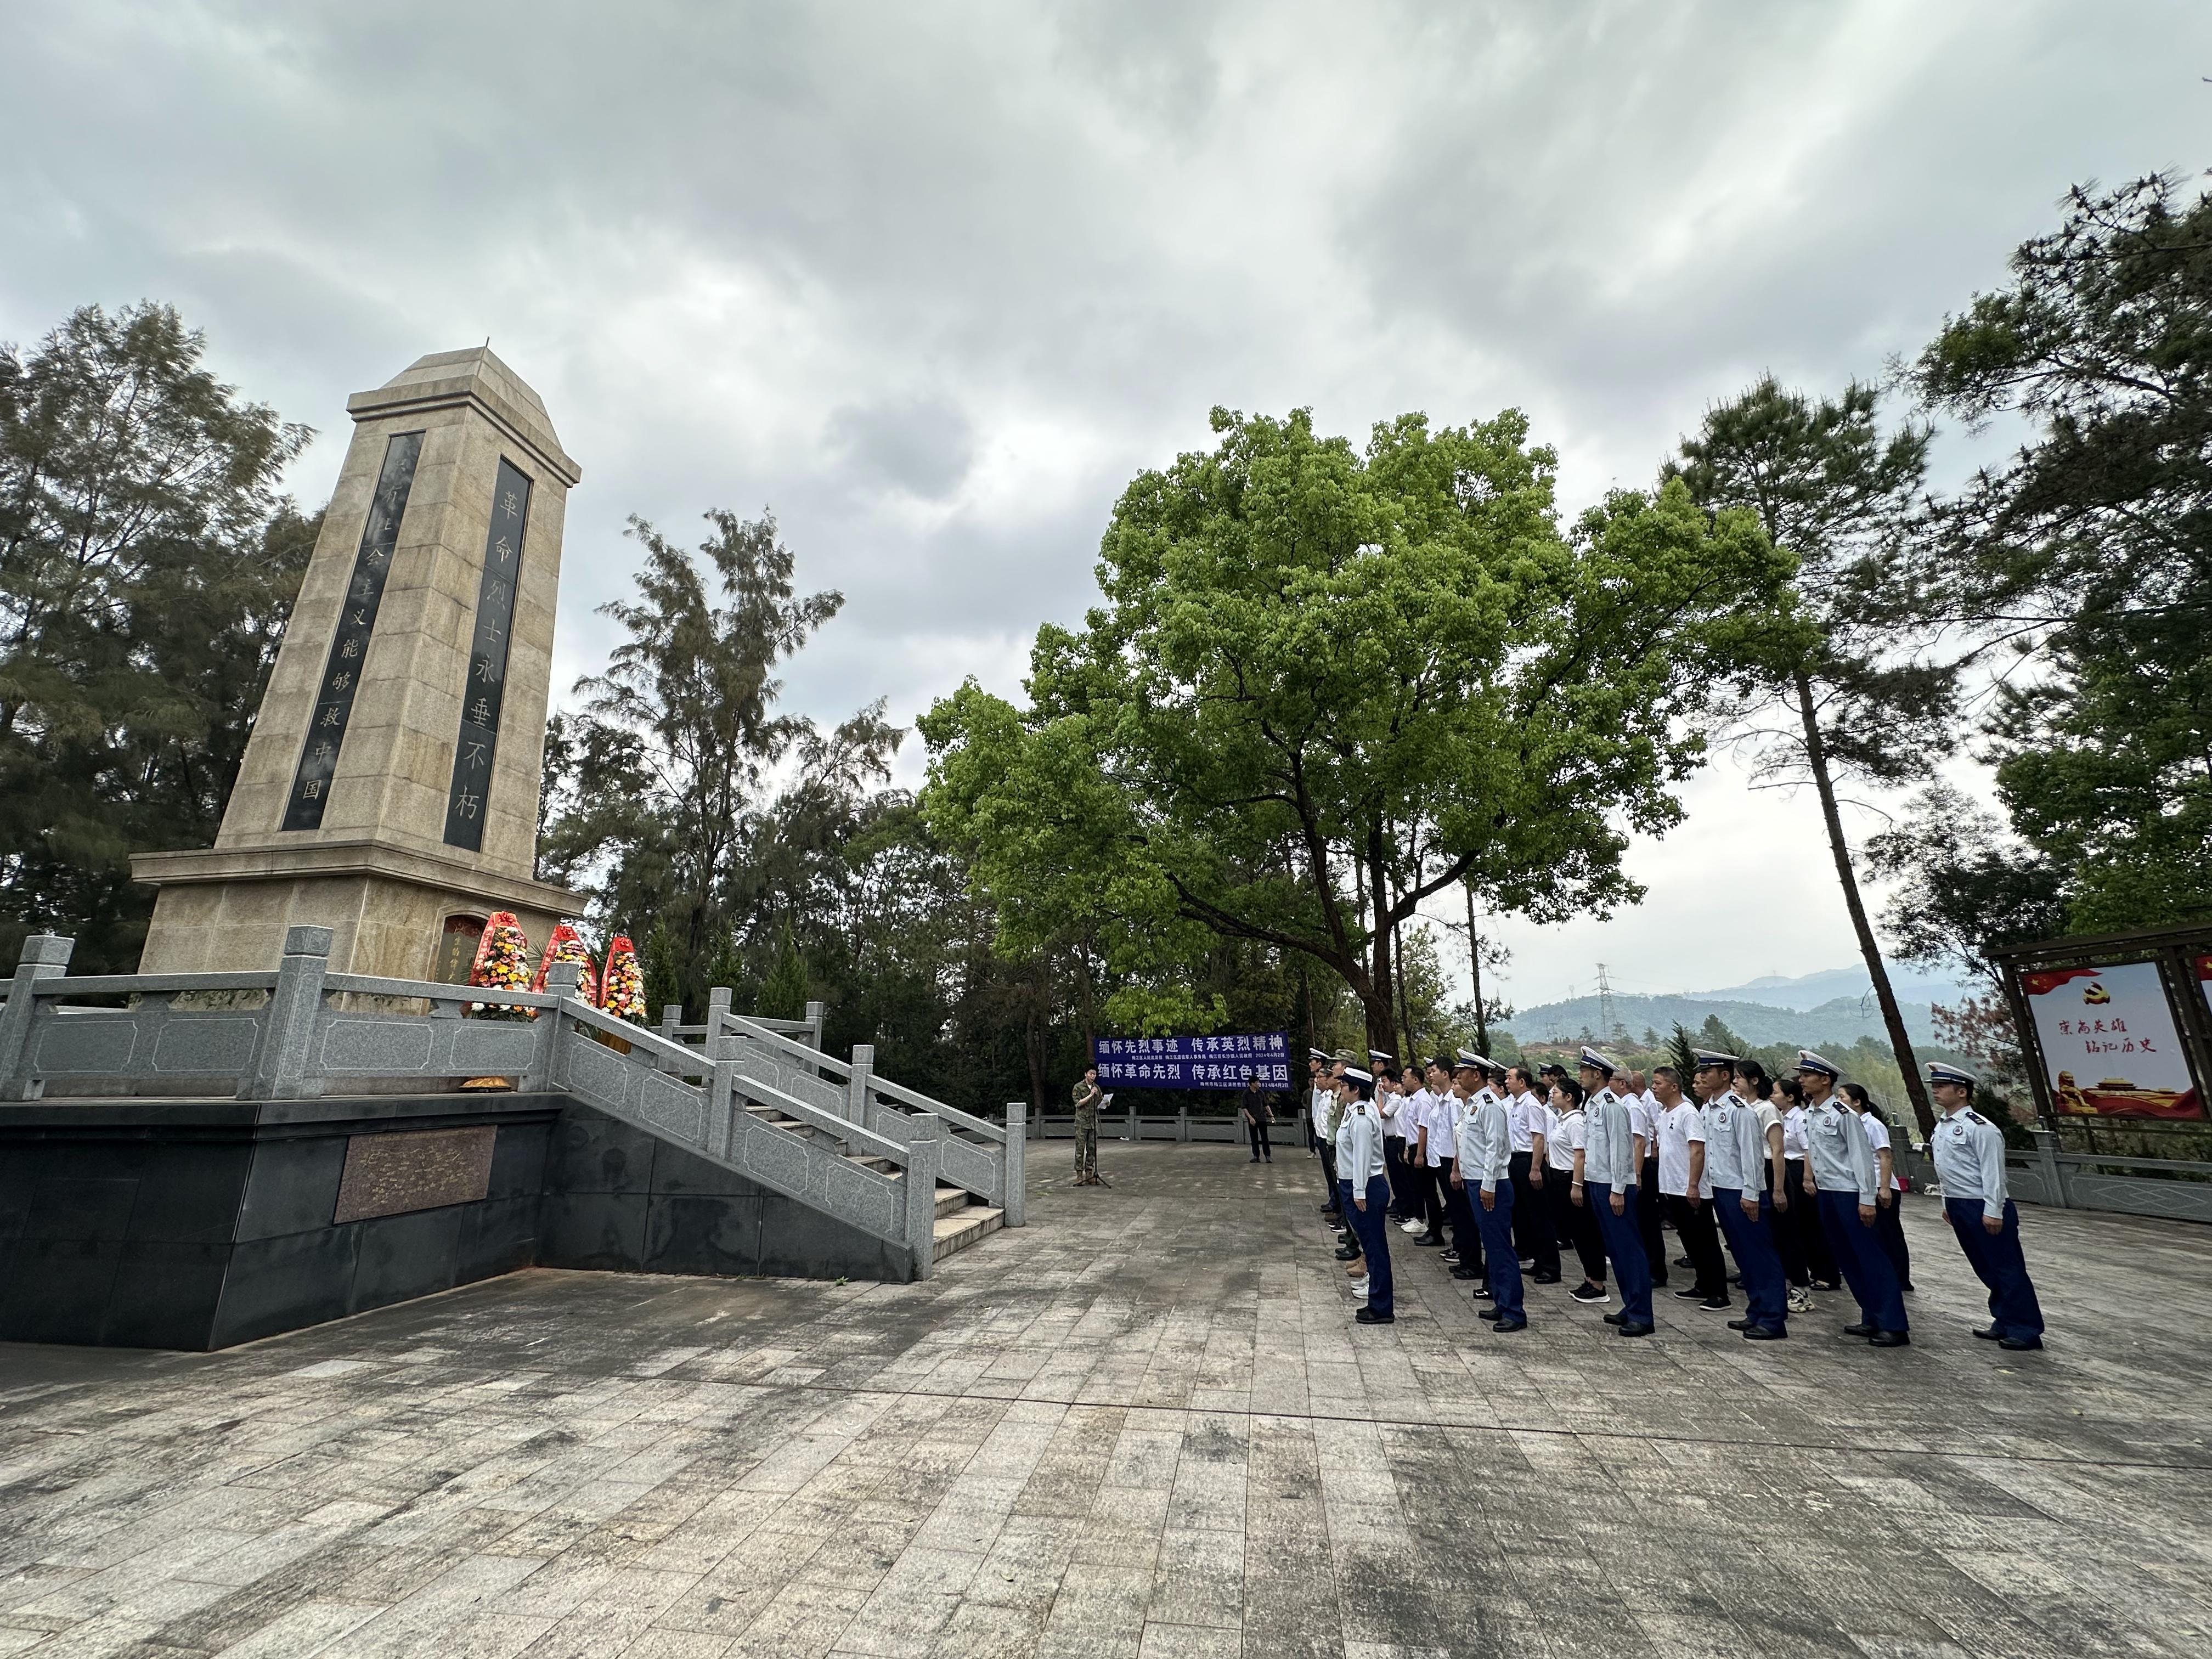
[711,1011,1025,1227]
[640,995,1028,1229]
[0,928,956,1277]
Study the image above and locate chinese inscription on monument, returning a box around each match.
[283,430,423,831]
[443,458,533,851]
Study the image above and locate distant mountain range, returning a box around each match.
[1501,964,1976,1051]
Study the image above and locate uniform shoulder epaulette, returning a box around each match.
[1961,1108,1987,1125]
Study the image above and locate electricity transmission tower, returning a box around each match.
[1595,962,1627,1045]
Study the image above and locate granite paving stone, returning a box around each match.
[3,1143,2209,1657]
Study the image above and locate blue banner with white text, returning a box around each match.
[1091,1032,1290,1090]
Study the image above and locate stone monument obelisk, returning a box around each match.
[134,348,588,979]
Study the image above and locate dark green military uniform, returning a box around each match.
[1072,1077,1103,1181]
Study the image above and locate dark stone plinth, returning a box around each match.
[0,1094,561,1351]
[537,1103,911,1284]
[0,1094,907,1352]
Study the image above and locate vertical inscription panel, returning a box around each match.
[284,430,424,832]
[444,458,533,851]
[332,1126,498,1223]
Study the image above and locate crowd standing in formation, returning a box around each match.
[1304,1043,2046,1350]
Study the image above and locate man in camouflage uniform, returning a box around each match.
[1072,1065,1107,1186]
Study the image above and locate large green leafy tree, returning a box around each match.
[1908,172,2212,934]
[1666,378,1954,1133]
[0,302,313,970]
[921,406,1792,1052]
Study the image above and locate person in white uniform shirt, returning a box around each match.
[1697,1051,1790,1341]
[1412,1058,1453,1247]
[1622,1070,1668,1289]
[1335,1069,1393,1324]
[1798,1049,1908,1348]
[1398,1066,1432,1237]
[1651,1065,1729,1311]
[1576,1047,1652,1336]
[1505,1064,1559,1283]
[1462,1058,1527,1331]
[1376,1051,1411,1222]
[1841,1082,1912,1293]
[1926,1061,2044,1350]
[1443,1055,1488,1282]
[1311,1051,1342,1217]
[1547,1078,1609,1304]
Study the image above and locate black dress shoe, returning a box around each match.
[1699,1296,1731,1312]
[1415,1234,1447,1247]
[1672,1285,1707,1300]
[1492,1317,1528,1333]
[1727,1318,1752,1331]
[1354,1307,1395,1324]
[1449,1267,1483,1281]
[1674,1255,1694,1269]
[1616,1322,1655,1338]
[1742,1325,1787,1341]
[1602,1311,1624,1325]
[1997,1335,2042,1351]
[1869,1330,1910,1348]
[1972,1325,2000,1340]
[1334,1248,1361,1262]
[1530,1271,1561,1284]
[1479,1307,1502,1322]
[1843,1322,1875,1338]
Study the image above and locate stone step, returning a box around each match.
[932,1205,1003,1262]
[933,1184,968,1219]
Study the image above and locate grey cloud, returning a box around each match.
[825,395,977,499]
[6,0,2208,1001]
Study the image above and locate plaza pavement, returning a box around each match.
[2,1139,2209,1659]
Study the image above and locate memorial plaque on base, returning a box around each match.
[333,1125,498,1223]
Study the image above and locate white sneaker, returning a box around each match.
[1788,1287,1814,1314]
[1350,1278,1370,1300]
[1399,1220,1424,1234]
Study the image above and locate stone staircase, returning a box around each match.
[737,1094,1002,1265]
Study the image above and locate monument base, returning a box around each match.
[133,839,585,980]
[0,1095,921,1351]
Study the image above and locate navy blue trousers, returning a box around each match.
[1346,1175,1393,1314]
[1713,1187,1788,1334]
[1818,1189,1907,1333]
[1945,1197,2044,1341]
[1443,1161,1483,1270]
[1583,1181,1651,1323]
[1475,1179,1525,1319]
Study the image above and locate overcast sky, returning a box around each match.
[7,2,2207,1008]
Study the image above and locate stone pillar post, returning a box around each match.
[707,1031,740,1162]
[707,985,731,1040]
[0,934,74,1102]
[1177,1107,1189,1143]
[904,1115,943,1281]
[523,961,580,1092]
[240,926,332,1102]
[1003,1103,1027,1226]
[848,1043,876,1131]
[2031,1127,2071,1207]
[1126,1099,1139,1142]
